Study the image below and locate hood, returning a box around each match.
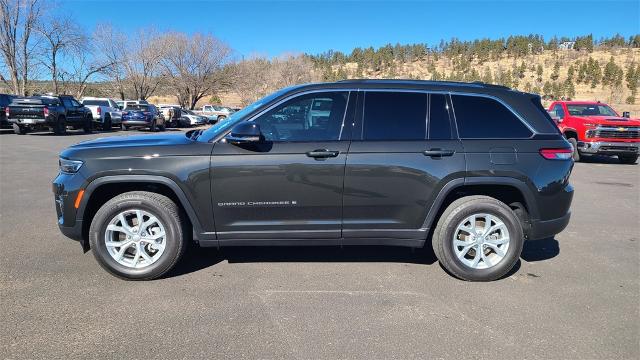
[60,133,210,159]
[577,115,640,126]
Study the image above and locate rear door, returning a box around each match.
[342,91,465,242]
[211,91,354,242]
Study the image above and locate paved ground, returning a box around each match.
[0,128,638,359]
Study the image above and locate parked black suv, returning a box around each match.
[53,80,574,281]
[7,95,93,134]
[1,93,15,128]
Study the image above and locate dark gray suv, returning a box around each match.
[53,80,574,281]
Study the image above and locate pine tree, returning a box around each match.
[567,65,575,82]
[550,61,561,81]
[602,56,623,87]
[482,67,493,84]
[536,64,543,83]
[543,81,552,98]
[563,78,576,99]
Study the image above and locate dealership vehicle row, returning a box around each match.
[2,93,237,134]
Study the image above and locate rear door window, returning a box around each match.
[428,94,453,140]
[451,95,532,139]
[363,91,427,140]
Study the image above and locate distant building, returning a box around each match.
[559,41,575,50]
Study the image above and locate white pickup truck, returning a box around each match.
[80,97,123,130]
[196,105,233,123]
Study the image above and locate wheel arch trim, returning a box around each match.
[77,175,205,238]
[421,176,540,231]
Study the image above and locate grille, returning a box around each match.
[588,127,640,139]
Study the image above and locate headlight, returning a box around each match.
[59,158,84,173]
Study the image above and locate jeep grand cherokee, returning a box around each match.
[53,80,574,281]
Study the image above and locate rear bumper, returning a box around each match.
[527,212,571,241]
[122,119,151,126]
[578,141,639,155]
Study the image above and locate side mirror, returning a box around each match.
[623,111,630,118]
[226,122,262,144]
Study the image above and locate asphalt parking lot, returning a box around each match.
[0,128,638,359]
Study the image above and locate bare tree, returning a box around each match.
[123,28,162,100]
[37,16,86,94]
[158,32,232,109]
[93,26,162,100]
[0,0,44,95]
[93,23,128,99]
[231,54,315,106]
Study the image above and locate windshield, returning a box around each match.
[201,88,291,139]
[183,110,195,115]
[567,104,618,117]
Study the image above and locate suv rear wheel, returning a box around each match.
[432,195,524,281]
[83,116,92,133]
[89,191,187,280]
[12,124,27,135]
[53,117,66,135]
[103,115,112,131]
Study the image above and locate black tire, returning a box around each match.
[122,123,129,131]
[103,115,112,131]
[89,191,188,280]
[567,137,580,162]
[432,195,524,282]
[217,115,226,122]
[12,124,27,135]
[53,117,66,135]
[158,122,166,131]
[618,154,638,164]
[150,120,156,132]
[83,116,93,133]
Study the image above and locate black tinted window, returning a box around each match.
[553,104,565,118]
[82,100,109,106]
[429,94,452,139]
[253,92,348,142]
[363,92,427,140]
[451,95,532,138]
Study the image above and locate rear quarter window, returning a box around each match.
[451,95,532,139]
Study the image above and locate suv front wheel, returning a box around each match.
[89,191,187,280]
[432,195,524,281]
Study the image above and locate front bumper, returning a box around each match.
[53,172,87,244]
[578,141,639,155]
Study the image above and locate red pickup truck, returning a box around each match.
[548,101,639,164]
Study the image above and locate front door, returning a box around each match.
[211,91,354,242]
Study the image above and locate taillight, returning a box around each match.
[540,148,573,160]
[122,111,128,115]
[43,107,49,116]
[4,107,9,117]
[97,107,101,115]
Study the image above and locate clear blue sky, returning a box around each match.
[64,0,639,58]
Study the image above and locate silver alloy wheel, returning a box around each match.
[104,209,166,269]
[453,213,510,270]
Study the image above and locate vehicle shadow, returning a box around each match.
[166,244,439,279]
[579,155,625,164]
[520,237,560,262]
